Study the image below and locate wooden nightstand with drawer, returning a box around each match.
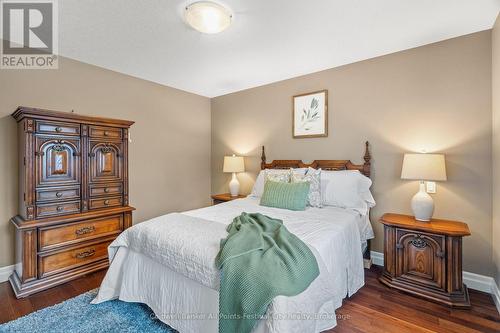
[211,193,246,205]
[379,213,471,308]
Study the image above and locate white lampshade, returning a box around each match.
[184,1,233,34]
[223,155,244,173]
[401,153,447,181]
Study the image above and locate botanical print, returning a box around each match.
[293,90,327,138]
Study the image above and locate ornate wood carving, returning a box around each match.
[35,137,81,187]
[379,213,471,308]
[26,206,35,220]
[21,229,37,282]
[10,106,135,298]
[25,119,34,133]
[409,235,428,249]
[260,141,371,177]
[89,141,123,184]
[395,230,446,291]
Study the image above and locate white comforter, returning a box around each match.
[92,197,373,333]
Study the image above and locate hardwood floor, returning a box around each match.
[333,266,500,333]
[0,266,498,332]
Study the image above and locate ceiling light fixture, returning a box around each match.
[184,1,233,34]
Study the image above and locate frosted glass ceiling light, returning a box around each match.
[184,1,233,34]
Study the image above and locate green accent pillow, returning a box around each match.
[260,180,311,211]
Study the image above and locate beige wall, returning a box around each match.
[212,31,493,276]
[493,14,500,286]
[0,56,211,267]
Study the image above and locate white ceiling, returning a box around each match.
[59,0,500,97]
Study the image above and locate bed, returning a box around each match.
[92,143,375,333]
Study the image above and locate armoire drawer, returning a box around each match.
[89,196,122,210]
[36,186,81,203]
[89,125,122,139]
[36,200,81,218]
[38,239,113,278]
[39,214,123,251]
[36,120,80,136]
[89,183,123,197]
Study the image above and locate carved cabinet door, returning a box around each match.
[35,136,81,187]
[395,229,446,291]
[89,141,123,183]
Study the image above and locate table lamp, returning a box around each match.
[223,154,245,196]
[401,153,447,221]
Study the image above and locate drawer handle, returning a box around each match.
[75,249,95,259]
[436,251,445,258]
[55,127,62,132]
[104,188,110,193]
[56,192,63,198]
[104,131,109,136]
[104,200,110,205]
[75,226,95,236]
[56,206,64,212]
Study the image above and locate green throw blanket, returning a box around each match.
[215,212,320,333]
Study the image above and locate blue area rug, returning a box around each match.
[0,289,176,333]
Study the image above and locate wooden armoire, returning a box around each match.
[9,107,135,298]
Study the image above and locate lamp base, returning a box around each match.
[229,173,240,197]
[411,181,434,222]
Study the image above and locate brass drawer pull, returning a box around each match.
[56,192,63,198]
[104,200,110,205]
[56,206,64,212]
[104,131,109,136]
[75,249,95,259]
[104,188,110,193]
[55,127,62,132]
[75,226,95,236]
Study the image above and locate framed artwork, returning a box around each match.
[292,90,328,138]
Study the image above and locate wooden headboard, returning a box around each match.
[260,141,371,178]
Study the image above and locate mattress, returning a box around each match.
[92,197,374,333]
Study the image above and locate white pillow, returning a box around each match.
[250,168,307,197]
[321,170,375,214]
[291,167,309,176]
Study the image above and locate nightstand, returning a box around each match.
[378,213,471,308]
[211,193,246,205]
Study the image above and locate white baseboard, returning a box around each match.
[370,251,384,266]
[0,265,14,283]
[370,251,498,297]
[492,279,500,315]
[462,271,496,294]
